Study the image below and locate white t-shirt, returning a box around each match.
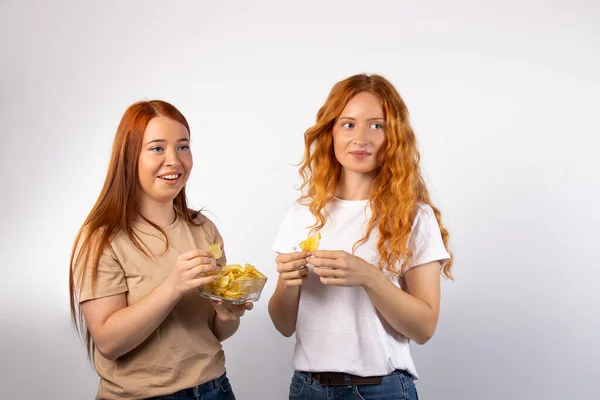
[272,197,450,378]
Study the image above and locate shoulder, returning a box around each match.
[191,210,212,227]
[190,210,222,241]
[77,226,120,255]
[72,227,122,278]
[414,202,435,221]
[410,202,441,238]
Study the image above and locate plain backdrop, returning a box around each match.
[1,1,599,399]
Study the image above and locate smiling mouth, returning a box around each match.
[158,174,182,181]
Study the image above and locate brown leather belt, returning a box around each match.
[310,372,383,386]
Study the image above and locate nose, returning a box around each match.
[164,147,182,167]
[353,125,369,146]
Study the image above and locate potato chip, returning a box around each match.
[202,263,267,301]
[208,243,223,259]
[243,264,266,279]
[213,275,230,289]
[299,232,321,252]
[221,264,243,274]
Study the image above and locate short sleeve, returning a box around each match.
[272,203,301,254]
[405,204,451,272]
[73,242,128,303]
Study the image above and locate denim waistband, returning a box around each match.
[295,369,411,382]
[148,372,226,398]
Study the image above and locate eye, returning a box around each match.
[178,145,190,151]
[341,122,354,129]
[150,146,164,153]
[370,123,384,130]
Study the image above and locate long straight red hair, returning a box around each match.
[299,74,453,278]
[69,100,201,357]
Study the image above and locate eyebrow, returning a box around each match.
[144,138,190,146]
[339,116,385,122]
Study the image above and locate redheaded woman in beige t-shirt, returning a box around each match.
[69,100,250,400]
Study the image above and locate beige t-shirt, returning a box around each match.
[75,213,227,400]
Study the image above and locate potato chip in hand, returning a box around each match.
[208,243,223,259]
[299,232,321,252]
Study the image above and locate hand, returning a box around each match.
[309,250,377,287]
[165,249,218,298]
[211,301,253,322]
[275,251,310,287]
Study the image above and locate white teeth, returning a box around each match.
[160,174,179,180]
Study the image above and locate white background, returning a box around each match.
[1,1,599,399]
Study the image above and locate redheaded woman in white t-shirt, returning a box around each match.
[269,74,454,400]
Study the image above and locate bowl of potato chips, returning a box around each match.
[198,263,268,305]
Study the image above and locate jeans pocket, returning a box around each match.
[217,374,233,393]
[289,373,306,397]
[400,375,418,400]
[352,386,367,400]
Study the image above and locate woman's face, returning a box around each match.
[332,92,387,176]
[137,116,193,206]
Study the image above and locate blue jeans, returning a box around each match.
[146,372,235,400]
[289,370,418,400]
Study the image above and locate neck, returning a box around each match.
[137,197,177,227]
[335,169,376,201]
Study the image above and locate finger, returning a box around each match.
[183,257,216,270]
[276,252,310,264]
[319,276,345,286]
[277,259,307,273]
[245,302,254,311]
[214,301,243,314]
[191,275,218,288]
[230,305,247,317]
[290,258,309,269]
[189,265,219,277]
[219,303,238,319]
[313,266,345,278]
[284,275,308,287]
[211,301,235,318]
[308,257,343,269]
[178,249,214,261]
[311,250,346,259]
[281,267,308,281]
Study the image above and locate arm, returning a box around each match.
[212,301,253,341]
[213,314,240,341]
[81,249,218,360]
[268,252,309,337]
[311,251,442,344]
[268,276,302,337]
[362,261,441,344]
[81,283,179,360]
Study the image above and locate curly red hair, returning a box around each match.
[299,74,453,279]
